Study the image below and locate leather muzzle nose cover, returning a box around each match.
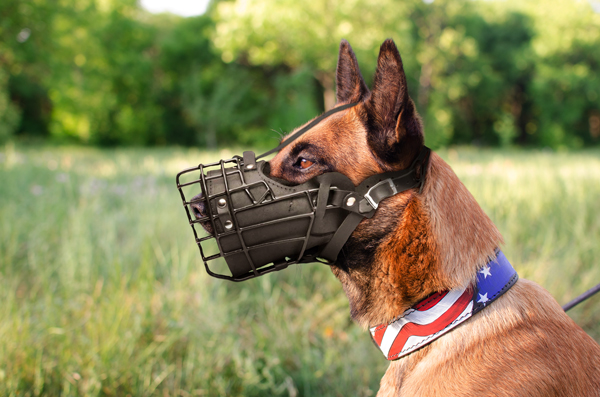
[201,156,356,279]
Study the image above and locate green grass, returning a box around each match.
[1,143,599,396]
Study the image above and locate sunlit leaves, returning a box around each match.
[1,0,599,148]
[213,0,418,108]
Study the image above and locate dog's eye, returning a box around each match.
[300,158,314,169]
[295,157,314,169]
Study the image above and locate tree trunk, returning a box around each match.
[316,72,336,110]
[418,61,433,111]
[205,125,217,149]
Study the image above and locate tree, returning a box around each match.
[0,0,56,139]
[212,0,420,110]
[515,0,600,147]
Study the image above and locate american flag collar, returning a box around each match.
[370,250,519,361]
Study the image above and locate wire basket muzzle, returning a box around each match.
[176,153,355,281]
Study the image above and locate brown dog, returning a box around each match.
[267,39,600,396]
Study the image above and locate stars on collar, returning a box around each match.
[480,265,492,279]
[477,292,490,305]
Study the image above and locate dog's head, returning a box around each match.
[269,39,424,187]
[269,39,502,327]
[191,39,425,250]
[265,39,434,324]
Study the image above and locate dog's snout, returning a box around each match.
[190,193,214,234]
[190,193,207,219]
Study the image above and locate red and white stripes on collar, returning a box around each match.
[370,251,518,361]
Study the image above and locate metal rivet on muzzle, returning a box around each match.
[218,198,227,207]
[224,220,233,229]
[346,197,356,207]
[245,164,254,170]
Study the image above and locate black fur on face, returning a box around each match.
[336,206,400,272]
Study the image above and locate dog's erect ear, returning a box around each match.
[336,39,369,104]
[365,39,423,167]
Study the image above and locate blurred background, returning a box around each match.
[1,0,599,396]
[2,0,600,149]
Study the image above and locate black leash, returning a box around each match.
[563,282,600,311]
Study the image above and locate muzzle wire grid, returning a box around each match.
[176,154,348,282]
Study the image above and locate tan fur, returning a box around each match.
[267,39,600,396]
[330,191,448,327]
[423,153,503,289]
[270,106,383,186]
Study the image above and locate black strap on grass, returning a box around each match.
[257,102,358,160]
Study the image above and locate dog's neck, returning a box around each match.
[332,153,504,328]
[370,251,518,360]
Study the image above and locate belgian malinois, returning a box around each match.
[264,39,600,396]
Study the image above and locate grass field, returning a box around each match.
[1,143,599,396]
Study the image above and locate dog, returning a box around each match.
[263,39,600,396]
[192,38,600,395]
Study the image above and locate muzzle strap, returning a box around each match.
[315,180,331,222]
[357,147,431,212]
[320,147,431,262]
[319,212,364,262]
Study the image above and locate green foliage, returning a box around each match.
[44,0,164,145]
[157,14,321,148]
[214,0,600,149]
[1,0,600,148]
[0,0,54,141]
[418,6,536,147]
[212,0,418,108]
[1,145,599,395]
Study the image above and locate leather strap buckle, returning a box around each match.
[363,178,397,210]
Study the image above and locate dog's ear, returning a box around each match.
[336,39,369,104]
[365,39,423,167]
